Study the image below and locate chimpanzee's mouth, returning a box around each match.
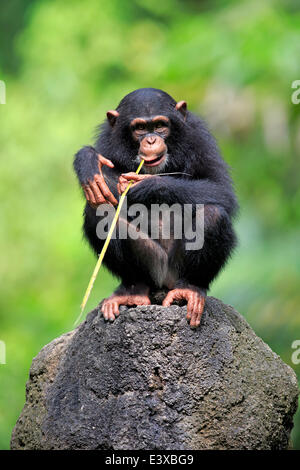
[142,153,166,167]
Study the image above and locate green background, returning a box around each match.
[1,0,300,449]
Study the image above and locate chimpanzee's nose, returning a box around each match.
[146,136,156,145]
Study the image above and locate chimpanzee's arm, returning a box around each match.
[74,146,100,184]
[126,175,238,217]
[73,146,118,206]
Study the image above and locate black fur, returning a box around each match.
[74,88,238,291]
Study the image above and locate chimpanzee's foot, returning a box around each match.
[162,285,206,328]
[101,284,151,322]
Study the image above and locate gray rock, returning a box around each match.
[11,297,299,450]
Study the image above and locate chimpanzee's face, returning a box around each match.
[129,115,170,173]
[106,88,187,173]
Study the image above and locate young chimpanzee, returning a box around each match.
[74,88,238,328]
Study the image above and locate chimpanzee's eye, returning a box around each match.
[155,121,167,130]
[136,124,146,131]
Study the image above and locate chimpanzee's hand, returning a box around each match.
[82,154,118,208]
[117,173,154,195]
[162,286,206,328]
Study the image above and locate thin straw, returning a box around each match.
[74,159,145,326]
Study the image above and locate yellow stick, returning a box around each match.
[74,159,144,326]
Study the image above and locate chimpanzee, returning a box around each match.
[74,88,238,328]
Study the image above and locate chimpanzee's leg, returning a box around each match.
[84,206,171,320]
[163,205,237,327]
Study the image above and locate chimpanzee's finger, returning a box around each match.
[88,180,106,205]
[101,304,108,320]
[120,172,140,181]
[186,297,194,322]
[190,296,204,328]
[190,310,200,328]
[188,293,200,324]
[162,291,177,307]
[107,303,116,322]
[85,185,97,205]
[98,154,114,169]
[194,303,202,327]
[121,173,148,182]
[117,182,128,195]
[140,296,151,305]
[95,174,118,206]
[82,186,90,202]
[102,302,114,321]
[189,308,198,327]
[120,183,129,194]
[112,301,120,317]
[191,293,199,317]
[197,297,205,323]
[117,176,129,194]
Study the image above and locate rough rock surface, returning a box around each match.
[11,296,299,450]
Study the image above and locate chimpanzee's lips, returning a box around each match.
[142,153,166,167]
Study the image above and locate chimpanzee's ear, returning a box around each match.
[175,101,187,120]
[106,110,120,127]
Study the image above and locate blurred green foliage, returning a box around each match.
[0,0,300,449]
